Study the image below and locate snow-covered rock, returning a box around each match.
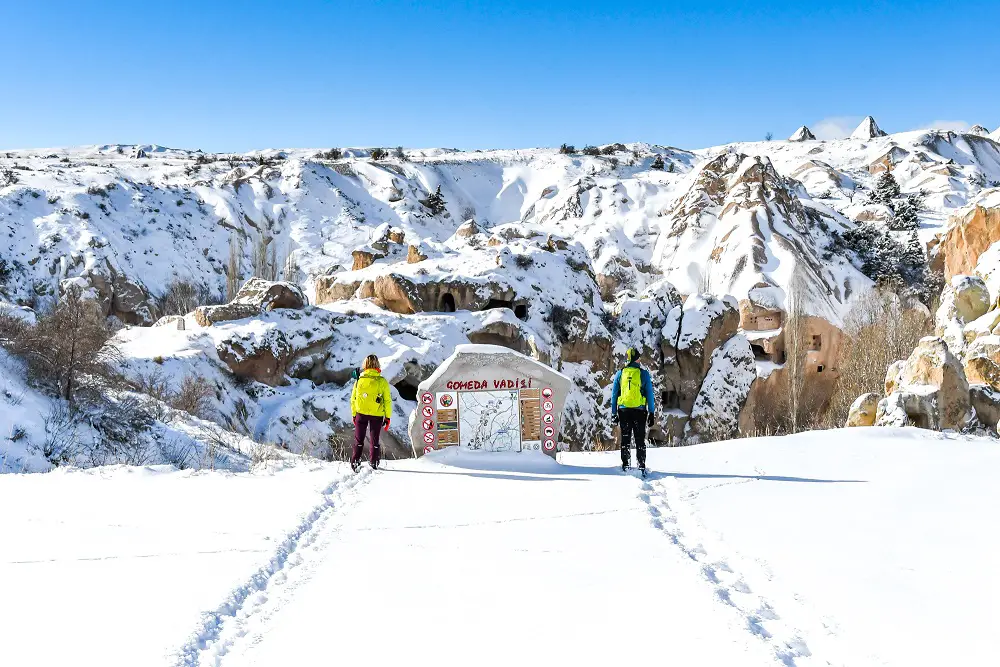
[876,336,972,431]
[850,116,888,140]
[788,125,817,142]
[846,392,880,427]
[684,335,756,443]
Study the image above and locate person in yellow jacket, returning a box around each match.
[350,355,392,471]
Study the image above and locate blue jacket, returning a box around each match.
[610,363,655,416]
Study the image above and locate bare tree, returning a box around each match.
[823,289,931,425]
[226,233,244,301]
[785,266,808,433]
[12,285,120,405]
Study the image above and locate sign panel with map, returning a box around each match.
[409,345,573,459]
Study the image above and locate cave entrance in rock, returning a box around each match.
[394,379,419,402]
[750,343,769,361]
[440,293,456,313]
[514,303,528,321]
[661,389,680,410]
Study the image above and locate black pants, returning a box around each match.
[619,407,647,469]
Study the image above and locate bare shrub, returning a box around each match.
[159,438,196,469]
[41,403,82,466]
[250,442,281,470]
[87,396,155,466]
[823,289,931,426]
[11,285,121,405]
[327,430,353,462]
[370,148,388,161]
[172,375,215,420]
[158,279,220,316]
[133,370,215,420]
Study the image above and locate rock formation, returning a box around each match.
[195,278,306,327]
[874,337,972,431]
[850,116,887,140]
[788,126,816,142]
[846,393,880,427]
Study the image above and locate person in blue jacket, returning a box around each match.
[610,347,656,475]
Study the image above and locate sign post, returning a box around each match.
[408,344,573,459]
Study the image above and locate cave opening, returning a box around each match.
[394,379,419,402]
[440,292,456,312]
[514,303,528,320]
[750,343,769,361]
[661,389,680,410]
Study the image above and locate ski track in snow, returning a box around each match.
[636,473,864,667]
[171,467,375,667]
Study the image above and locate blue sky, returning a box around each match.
[1,0,997,152]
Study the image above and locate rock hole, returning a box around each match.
[661,389,680,410]
[750,343,769,361]
[394,379,419,401]
[514,303,528,320]
[440,293,456,312]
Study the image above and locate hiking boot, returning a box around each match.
[350,459,361,473]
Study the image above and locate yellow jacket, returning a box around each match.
[351,369,392,418]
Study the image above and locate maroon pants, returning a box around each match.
[352,413,384,465]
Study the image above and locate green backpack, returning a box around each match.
[618,366,647,409]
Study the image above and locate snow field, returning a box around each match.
[3,428,998,666]
[0,462,363,667]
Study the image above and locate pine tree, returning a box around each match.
[889,194,921,231]
[651,154,665,170]
[869,170,902,208]
[422,185,446,215]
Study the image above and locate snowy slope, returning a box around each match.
[4,429,995,666]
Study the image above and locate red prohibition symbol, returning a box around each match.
[544,426,554,438]
[422,406,434,418]
[543,413,554,424]
[543,439,556,451]
[424,445,435,454]
[421,393,434,405]
[423,432,436,444]
[542,400,554,412]
[422,418,434,430]
[542,387,553,398]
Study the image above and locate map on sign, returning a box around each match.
[458,390,521,452]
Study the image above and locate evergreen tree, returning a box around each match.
[422,186,446,215]
[868,170,902,208]
[889,194,921,231]
[650,154,666,170]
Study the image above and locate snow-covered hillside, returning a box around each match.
[3,122,1000,454]
[3,429,997,666]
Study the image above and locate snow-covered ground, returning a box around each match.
[0,461,371,667]
[3,428,997,666]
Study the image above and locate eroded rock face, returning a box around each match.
[407,244,428,264]
[195,278,306,326]
[965,356,1000,390]
[61,269,156,325]
[684,335,755,443]
[352,248,382,270]
[661,294,740,413]
[846,392,880,427]
[970,386,1000,430]
[314,276,362,304]
[364,273,513,315]
[876,336,972,431]
[932,205,1000,281]
[936,275,991,354]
